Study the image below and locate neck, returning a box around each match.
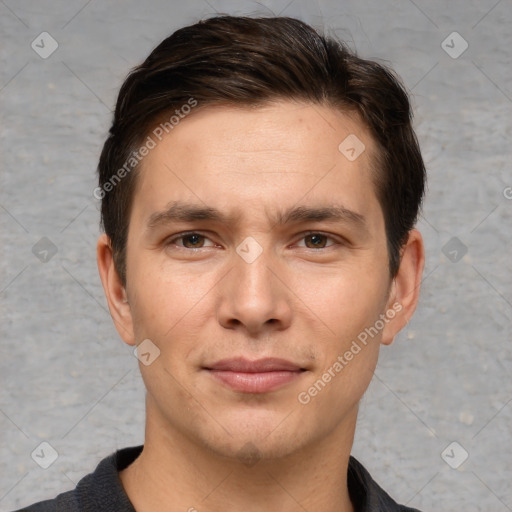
[120,402,357,512]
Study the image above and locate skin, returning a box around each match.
[97,100,425,512]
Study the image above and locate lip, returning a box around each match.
[204,357,307,393]
[205,357,304,372]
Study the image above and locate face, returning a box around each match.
[104,101,412,461]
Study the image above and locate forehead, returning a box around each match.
[132,101,383,231]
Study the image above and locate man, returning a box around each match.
[18,15,426,512]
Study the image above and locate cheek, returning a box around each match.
[296,279,384,417]
[127,256,217,343]
[289,262,389,342]
[309,346,379,425]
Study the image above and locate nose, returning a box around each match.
[216,244,293,337]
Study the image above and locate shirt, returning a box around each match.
[14,445,422,511]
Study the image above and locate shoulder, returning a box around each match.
[12,490,79,512]
[11,446,143,512]
[348,456,424,512]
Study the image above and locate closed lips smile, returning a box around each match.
[203,357,307,393]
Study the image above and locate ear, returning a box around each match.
[97,233,136,346]
[381,229,425,346]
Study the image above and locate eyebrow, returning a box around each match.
[146,201,368,233]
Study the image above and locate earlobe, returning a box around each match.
[381,229,425,346]
[96,234,136,346]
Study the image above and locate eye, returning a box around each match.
[296,233,337,249]
[167,232,215,249]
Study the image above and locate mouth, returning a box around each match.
[203,357,307,393]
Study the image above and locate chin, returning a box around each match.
[206,435,302,464]
[195,412,313,463]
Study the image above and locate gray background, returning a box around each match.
[1,0,511,510]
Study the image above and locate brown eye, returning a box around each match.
[304,234,329,248]
[181,234,206,248]
[166,232,216,251]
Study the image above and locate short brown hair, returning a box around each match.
[97,15,426,284]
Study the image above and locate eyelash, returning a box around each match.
[165,231,343,250]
